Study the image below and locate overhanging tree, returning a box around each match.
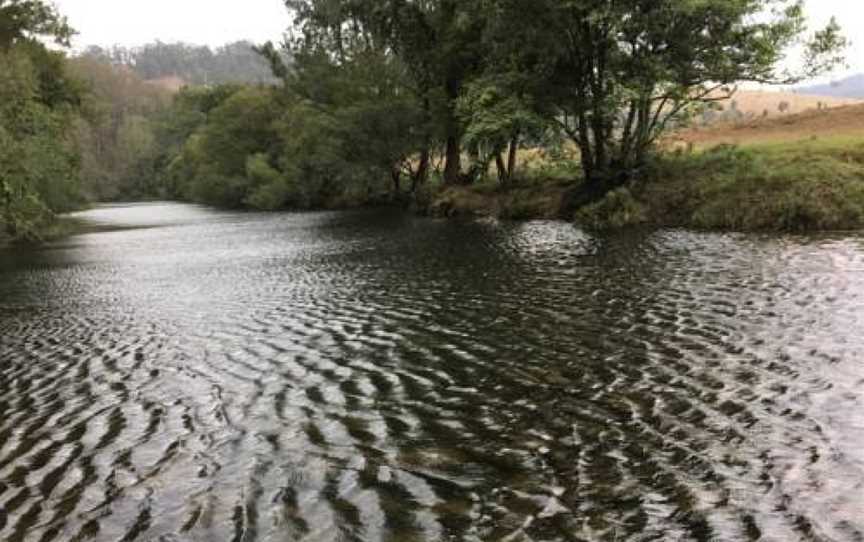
[0,0,73,49]
[281,0,487,185]
[486,0,846,198]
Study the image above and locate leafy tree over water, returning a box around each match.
[0,1,82,239]
[264,0,845,205]
[479,0,846,200]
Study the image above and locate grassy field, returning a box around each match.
[709,89,860,119]
[674,101,864,148]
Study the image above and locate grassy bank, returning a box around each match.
[635,138,864,231]
[424,136,864,232]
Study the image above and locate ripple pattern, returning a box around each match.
[1,204,863,541]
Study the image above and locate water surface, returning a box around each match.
[1,203,863,541]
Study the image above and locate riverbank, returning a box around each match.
[0,216,93,248]
[423,136,864,232]
[6,138,864,242]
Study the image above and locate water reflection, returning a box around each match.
[0,203,862,541]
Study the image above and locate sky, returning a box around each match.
[56,0,290,49]
[54,0,863,79]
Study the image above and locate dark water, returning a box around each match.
[1,203,863,542]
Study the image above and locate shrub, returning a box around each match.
[574,187,648,230]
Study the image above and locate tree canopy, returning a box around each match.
[266,0,846,198]
[0,0,73,49]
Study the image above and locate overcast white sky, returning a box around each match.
[55,0,862,79]
[56,0,290,49]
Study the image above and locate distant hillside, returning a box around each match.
[703,90,860,122]
[674,102,864,148]
[797,74,864,99]
[79,41,279,86]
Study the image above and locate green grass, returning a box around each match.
[639,138,864,231]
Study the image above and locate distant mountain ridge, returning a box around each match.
[797,74,864,99]
[79,41,279,87]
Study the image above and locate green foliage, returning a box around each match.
[0,0,74,49]
[641,142,864,231]
[198,87,280,177]
[244,154,295,210]
[3,0,849,237]
[0,44,83,240]
[151,85,276,207]
[458,76,547,183]
[483,0,847,188]
[574,187,648,230]
[270,0,847,206]
[69,56,170,200]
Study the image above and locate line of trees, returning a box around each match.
[0,0,179,239]
[1,0,83,238]
[0,0,848,239]
[147,0,846,212]
[80,41,279,86]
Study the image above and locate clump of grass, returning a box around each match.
[574,187,648,230]
[426,185,496,217]
[497,190,563,219]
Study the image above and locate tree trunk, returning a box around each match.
[494,152,507,184]
[443,134,462,185]
[443,62,464,184]
[1,182,13,236]
[391,169,401,195]
[412,147,430,193]
[506,133,519,181]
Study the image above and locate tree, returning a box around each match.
[486,0,846,200]
[150,84,285,205]
[283,0,487,185]
[0,47,82,238]
[0,1,83,240]
[69,56,170,200]
[0,0,73,49]
[458,76,546,184]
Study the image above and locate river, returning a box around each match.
[1,203,863,541]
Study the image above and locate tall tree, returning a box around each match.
[484,0,846,199]
[283,0,487,185]
[0,0,73,49]
[0,2,82,239]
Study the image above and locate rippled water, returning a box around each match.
[1,203,863,541]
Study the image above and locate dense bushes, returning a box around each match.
[152,45,428,212]
[0,44,84,240]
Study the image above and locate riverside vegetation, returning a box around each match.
[1,0,856,243]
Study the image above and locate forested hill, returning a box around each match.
[78,41,279,86]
